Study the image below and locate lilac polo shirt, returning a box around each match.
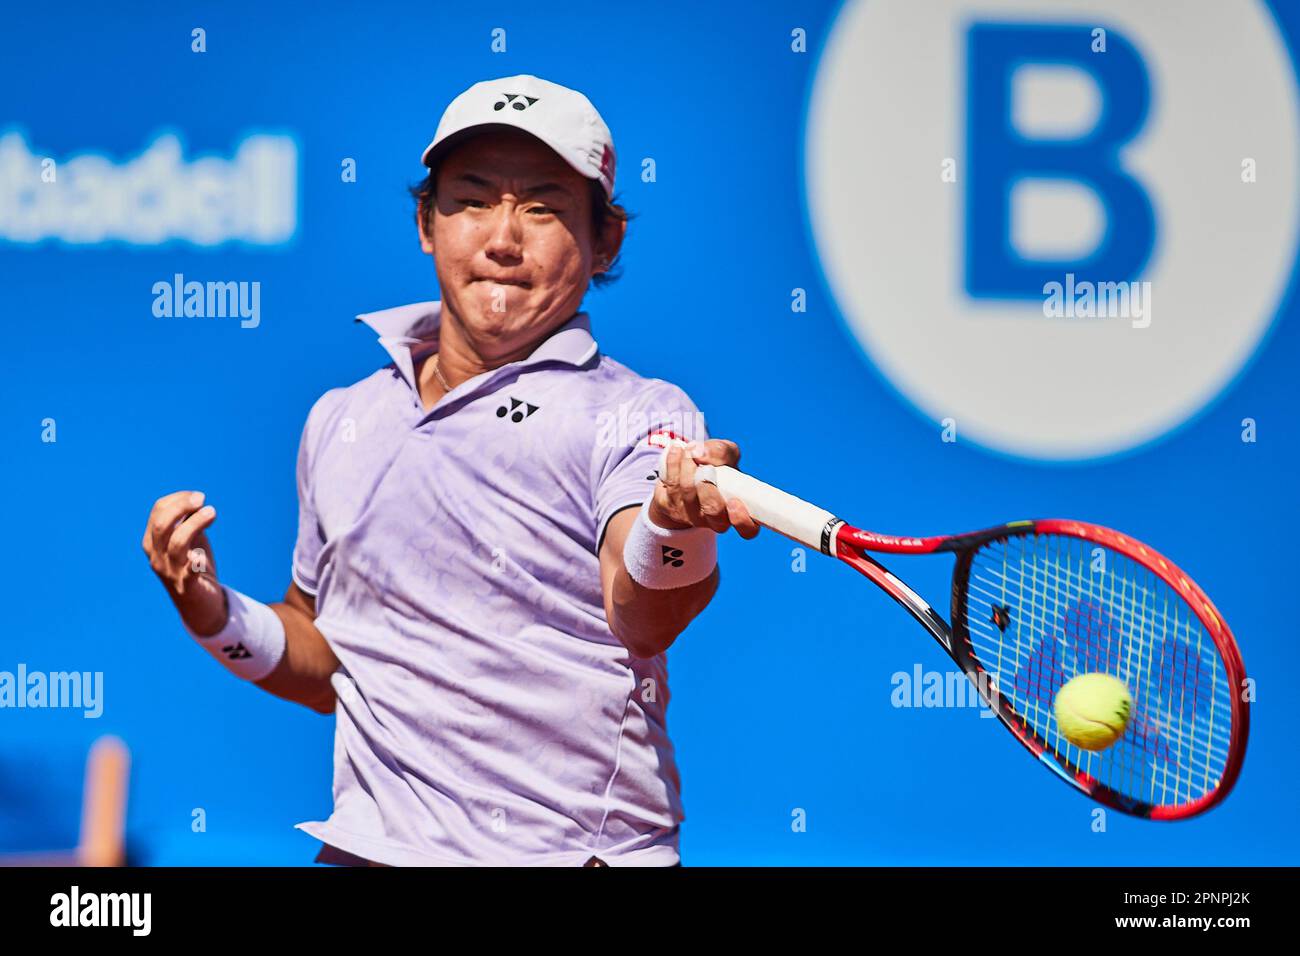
[291,301,708,866]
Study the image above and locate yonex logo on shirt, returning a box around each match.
[496,397,540,423]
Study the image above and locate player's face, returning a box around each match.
[422,128,610,361]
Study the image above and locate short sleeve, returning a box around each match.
[291,392,336,596]
[592,379,709,550]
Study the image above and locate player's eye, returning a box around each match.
[459,198,489,208]
[529,205,557,216]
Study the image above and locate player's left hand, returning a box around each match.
[648,439,760,539]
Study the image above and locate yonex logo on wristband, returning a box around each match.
[623,499,716,590]
[184,584,287,682]
[661,546,684,567]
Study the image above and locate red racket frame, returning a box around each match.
[830,519,1249,820]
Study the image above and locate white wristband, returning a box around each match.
[622,497,718,590]
[184,586,287,681]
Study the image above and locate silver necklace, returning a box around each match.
[430,354,452,393]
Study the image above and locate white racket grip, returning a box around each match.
[650,436,841,551]
[709,465,839,552]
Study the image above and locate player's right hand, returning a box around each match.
[142,491,227,636]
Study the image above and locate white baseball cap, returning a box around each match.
[420,74,617,200]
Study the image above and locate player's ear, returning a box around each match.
[594,206,626,274]
[417,199,435,255]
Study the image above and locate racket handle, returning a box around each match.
[707,464,840,553]
[652,438,840,551]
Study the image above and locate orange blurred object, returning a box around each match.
[0,735,131,867]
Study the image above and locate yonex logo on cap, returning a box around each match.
[494,93,539,112]
[421,75,616,199]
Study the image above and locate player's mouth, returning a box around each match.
[473,276,531,288]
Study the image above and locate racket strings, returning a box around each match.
[968,561,1231,771]
[966,574,1233,756]
[969,544,1230,801]
[962,534,1232,811]
[966,562,1234,736]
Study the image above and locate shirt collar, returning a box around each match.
[355,300,599,368]
[354,301,600,403]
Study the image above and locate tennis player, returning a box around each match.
[142,74,758,866]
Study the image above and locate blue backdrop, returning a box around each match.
[1,0,1295,864]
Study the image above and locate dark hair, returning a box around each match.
[408,169,633,289]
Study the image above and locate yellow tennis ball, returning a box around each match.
[1054,673,1132,751]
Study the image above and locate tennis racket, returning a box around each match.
[670,444,1249,820]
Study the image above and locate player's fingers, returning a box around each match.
[686,442,717,488]
[691,439,740,468]
[653,446,693,527]
[146,491,205,558]
[165,505,218,565]
[144,491,199,553]
[727,497,761,540]
[660,445,683,492]
[676,452,707,527]
[695,480,732,534]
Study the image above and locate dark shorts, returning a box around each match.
[316,844,681,867]
[583,855,682,868]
